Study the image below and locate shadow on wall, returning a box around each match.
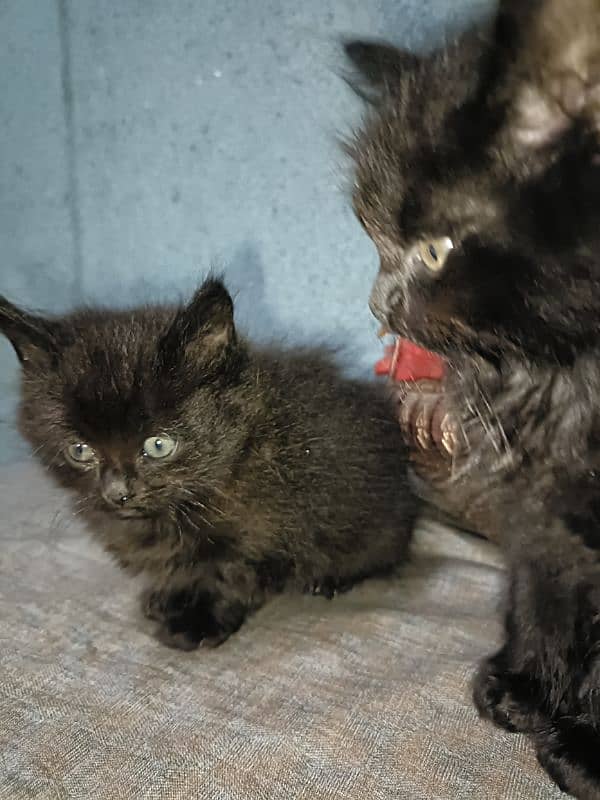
[224,242,386,379]
[226,244,285,342]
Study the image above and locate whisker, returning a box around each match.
[167,506,185,549]
[477,380,513,462]
[177,502,212,531]
[176,485,226,518]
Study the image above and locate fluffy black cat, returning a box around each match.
[346,1,600,797]
[0,278,416,650]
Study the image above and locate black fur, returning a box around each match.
[346,1,600,796]
[0,278,416,650]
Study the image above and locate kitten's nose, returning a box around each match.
[370,269,402,324]
[369,277,392,323]
[101,470,135,507]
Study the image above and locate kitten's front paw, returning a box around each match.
[473,656,540,734]
[142,589,169,622]
[155,621,233,650]
[146,589,246,650]
[154,614,234,650]
[156,625,204,651]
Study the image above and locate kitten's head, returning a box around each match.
[346,11,600,367]
[0,278,251,519]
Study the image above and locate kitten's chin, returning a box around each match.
[113,507,153,520]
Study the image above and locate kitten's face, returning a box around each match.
[347,26,600,366]
[62,434,177,519]
[0,280,249,521]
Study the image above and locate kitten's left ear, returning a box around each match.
[158,278,237,375]
[0,296,64,367]
[343,39,419,101]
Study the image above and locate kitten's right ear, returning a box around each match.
[0,296,63,367]
[158,278,237,378]
[343,39,419,100]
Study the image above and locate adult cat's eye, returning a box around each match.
[66,443,97,465]
[418,237,454,273]
[142,434,177,459]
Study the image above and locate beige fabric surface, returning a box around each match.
[0,463,562,799]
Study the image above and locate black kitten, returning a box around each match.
[346,1,600,797]
[0,278,416,650]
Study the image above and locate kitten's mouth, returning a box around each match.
[114,507,152,520]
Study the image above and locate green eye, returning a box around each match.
[418,237,454,273]
[142,434,177,459]
[66,443,97,465]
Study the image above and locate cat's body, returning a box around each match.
[346,1,600,796]
[0,279,416,649]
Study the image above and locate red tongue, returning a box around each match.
[375,338,445,382]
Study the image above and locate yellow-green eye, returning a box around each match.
[142,434,177,459]
[418,237,454,272]
[66,443,97,465]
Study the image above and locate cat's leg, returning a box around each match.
[473,562,565,735]
[475,539,600,797]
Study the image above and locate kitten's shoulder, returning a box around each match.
[246,341,398,434]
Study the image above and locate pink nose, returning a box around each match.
[101,470,134,506]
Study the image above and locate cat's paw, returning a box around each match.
[141,588,169,622]
[535,720,600,800]
[148,589,246,650]
[154,614,234,650]
[473,659,521,733]
[531,655,600,796]
[155,621,232,651]
[396,387,466,459]
[156,625,204,651]
[473,656,540,734]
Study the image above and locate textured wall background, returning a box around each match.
[0,0,493,462]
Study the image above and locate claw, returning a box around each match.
[440,413,460,456]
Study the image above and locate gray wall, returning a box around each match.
[0,0,493,463]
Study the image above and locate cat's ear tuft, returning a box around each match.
[506,81,582,152]
[0,296,62,367]
[183,277,235,348]
[158,277,237,375]
[497,0,598,153]
[343,39,418,100]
